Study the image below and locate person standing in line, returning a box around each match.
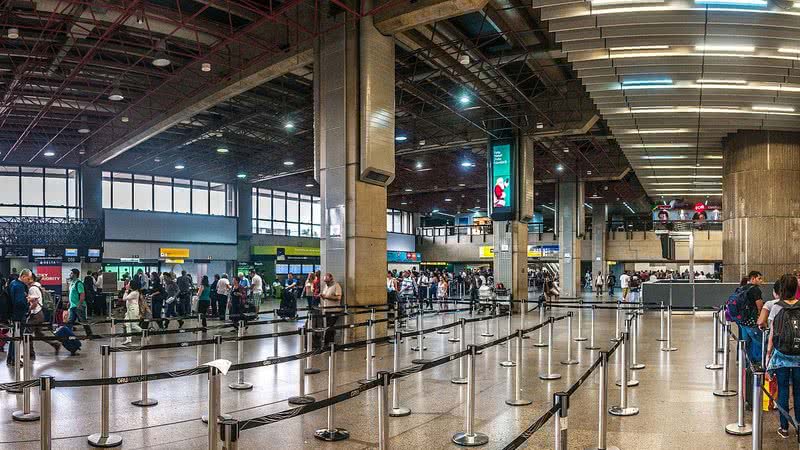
[766,274,800,438]
[149,272,167,329]
[26,274,59,357]
[67,269,92,337]
[197,275,211,328]
[594,271,604,297]
[6,269,29,365]
[319,273,343,345]
[312,270,321,309]
[619,271,630,302]
[216,274,231,321]
[83,271,96,318]
[437,275,449,310]
[229,276,246,329]
[176,270,192,328]
[606,273,616,296]
[303,272,316,310]
[249,269,263,309]
[740,271,765,369]
[163,272,179,329]
[121,278,143,345]
[210,274,220,318]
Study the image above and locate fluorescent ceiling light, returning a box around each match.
[650,182,722,186]
[444,198,452,202]
[43,151,55,157]
[696,79,747,84]
[621,79,673,86]
[619,128,691,134]
[641,155,687,159]
[652,188,723,191]
[695,44,755,52]
[461,161,475,167]
[656,192,723,196]
[77,127,90,134]
[592,0,664,4]
[556,164,564,172]
[753,105,795,112]
[705,155,723,159]
[404,188,413,192]
[609,45,669,51]
[624,143,692,148]
[284,122,295,130]
[237,173,247,179]
[459,95,470,105]
[305,183,314,187]
[174,164,185,170]
[201,62,212,72]
[283,161,295,166]
[641,165,722,169]
[395,136,407,142]
[695,0,767,5]
[643,175,723,178]
[216,148,229,154]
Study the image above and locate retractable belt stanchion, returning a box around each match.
[110,318,117,377]
[390,331,411,416]
[272,309,279,358]
[219,418,239,450]
[539,318,561,380]
[657,302,666,342]
[713,321,736,397]
[471,319,483,355]
[534,303,547,347]
[452,345,489,446]
[452,319,468,385]
[718,310,726,355]
[342,310,353,352]
[612,304,621,343]
[506,329,532,406]
[586,305,599,350]
[207,365,222,450]
[554,392,569,450]
[751,369,764,450]
[609,332,639,417]
[288,327,315,405]
[500,306,515,367]
[630,313,645,370]
[88,345,123,447]
[359,319,377,383]
[760,329,769,369]
[725,340,752,435]
[706,312,723,370]
[575,301,587,341]
[584,351,619,450]
[40,375,54,450]
[411,312,429,364]
[449,315,461,343]
[520,300,529,339]
[305,318,322,374]
[132,329,157,407]
[437,306,451,334]
[196,316,202,366]
[377,371,390,450]
[480,307,494,338]
[616,323,639,387]
[9,322,22,394]
[12,334,39,421]
[661,305,677,352]
[314,343,349,442]
[561,312,578,365]
[203,336,232,424]
[229,321,253,390]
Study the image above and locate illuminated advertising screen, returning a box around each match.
[489,139,515,221]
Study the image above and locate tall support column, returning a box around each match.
[557,179,584,299]
[493,221,529,304]
[591,204,607,283]
[315,5,394,329]
[722,131,800,282]
[82,166,103,220]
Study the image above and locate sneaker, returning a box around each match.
[122,338,133,345]
[778,428,790,439]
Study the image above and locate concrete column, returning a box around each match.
[591,204,608,281]
[723,130,800,282]
[237,183,252,239]
[81,166,103,220]
[493,221,528,304]
[315,10,394,312]
[557,180,584,299]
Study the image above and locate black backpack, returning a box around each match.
[0,284,12,321]
[773,301,800,356]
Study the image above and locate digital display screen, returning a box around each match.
[490,139,515,221]
[31,248,46,257]
[87,249,101,257]
[65,248,78,257]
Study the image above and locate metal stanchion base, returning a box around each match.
[630,363,646,370]
[452,431,489,446]
[505,398,532,406]
[561,359,579,365]
[585,345,600,350]
[390,406,411,417]
[705,363,723,370]
[357,378,377,385]
[615,379,639,387]
[411,358,432,365]
[451,377,467,385]
[725,423,753,435]
[314,428,349,442]
[713,389,737,397]
[661,347,678,352]
[656,338,667,342]
[87,433,123,448]
[499,360,516,367]
[585,446,620,450]
[342,347,354,352]
[448,337,461,343]
[437,329,451,334]
[521,335,530,340]
[609,406,639,416]
[539,373,561,380]
[201,413,232,424]
[11,410,40,422]
[131,398,158,407]
[574,336,587,342]
[304,367,322,374]
[533,342,548,348]
[228,382,254,390]
[287,395,315,405]
[480,332,494,337]
[410,346,428,352]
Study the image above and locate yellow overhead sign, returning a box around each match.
[479,246,494,259]
[160,248,190,258]
[252,246,321,257]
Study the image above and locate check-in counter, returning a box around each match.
[642,280,739,310]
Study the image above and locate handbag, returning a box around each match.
[191,295,199,312]
[166,296,176,305]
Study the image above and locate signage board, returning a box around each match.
[387,251,422,263]
[252,246,321,257]
[159,248,190,259]
[479,246,494,259]
[489,139,515,221]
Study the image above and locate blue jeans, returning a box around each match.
[775,367,800,430]
[740,325,763,367]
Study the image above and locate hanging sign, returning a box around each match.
[489,138,516,221]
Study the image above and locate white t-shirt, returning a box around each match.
[29,283,43,315]
[620,274,630,289]
[123,289,140,307]
[216,278,231,295]
[251,274,263,294]
[321,282,342,308]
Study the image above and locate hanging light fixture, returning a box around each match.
[108,81,124,101]
[151,40,171,67]
[7,28,19,39]
[77,117,90,134]
[201,62,211,72]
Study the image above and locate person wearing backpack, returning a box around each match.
[767,274,800,438]
[732,271,765,367]
[66,269,93,338]
[7,269,31,366]
[26,274,60,357]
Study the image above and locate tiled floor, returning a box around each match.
[0,292,789,449]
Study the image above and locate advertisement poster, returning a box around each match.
[37,257,63,297]
[489,139,515,221]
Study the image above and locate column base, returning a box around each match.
[314,428,349,442]
[609,406,639,416]
[390,406,411,417]
[452,431,489,447]
[287,395,315,405]
[131,398,158,407]
[229,382,253,390]
[11,410,40,422]
[725,423,753,435]
[87,433,123,448]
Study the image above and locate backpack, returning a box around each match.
[0,284,11,321]
[40,288,54,312]
[726,285,755,324]
[773,301,800,355]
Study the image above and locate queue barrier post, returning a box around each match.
[554,392,569,450]
[612,304,621,343]
[131,329,158,407]
[480,308,494,338]
[305,318,322,373]
[561,313,578,365]
[452,345,489,447]
[713,322,736,397]
[584,352,620,450]
[437,306,451,334]
[630,313,645,370]
[616,319,639,387]
[586,305,599,350]
[520,300,529,339]
[207,365,221,450]
[534,303,547,348]
[609,332,638,417]
[359,319,377,384]
[288,327,315,405]
[725,340,752,435]
[12,333,39,421]
[219,418,239,450]
[500,304,515,367]
[202,336,232,424]
[377,371,390,450]
[449,315,461,343]
[539,318,561,380]
[505,329,532,406]
[40,375,54,450]
[314,343,349,442]
[718,309,726,354]
[575,301,587,341]
[196,315,202,367]
[751,369,764,450]
[661,306,677,352]
[706,312,722,370]
[110,318,117,377]
[88,345,123,447]
[272,309,279,357]
[229,321,253,390]
[390,331,411,416]
[9,322,22,394]
[657,302,666,342]
[451,319,468,385]
[411,312,429,364]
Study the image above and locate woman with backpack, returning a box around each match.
[767,273,800,438]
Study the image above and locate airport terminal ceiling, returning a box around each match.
[3,0,763,217]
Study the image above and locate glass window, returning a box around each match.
[102,171,111,209]
[192,180,209,215]
[387,210,393,232]
[133,179,153,211]
[44,168,67,206]
[22,167,43,208]
[257,190,272,220]
[210,183,225,216]
[252,188,321,236]
[173,178,191,213]
[67,170,78,208]
[299,195,311,223]
[0,167,20,207]
[111,172,132,209]
[273,191,286,221]
[153,177,172,212]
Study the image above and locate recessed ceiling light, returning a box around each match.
[461,161,474,168]
[43,151,55,157]
[154,158,161,163]
[444,198,452,202]
[174,164,184,170]
[432,209,440,213]
[305,183,314,187]
[216,148,229,154]
[415,162,423,169]
[556,164,564,172]
[696,79,747,85]
[536,122,544,129]
[152,54,171,67]
[201,62,212,72]
[395,136,407,142]
[237,173,246,179]
[283,161,294,166]
[459,95,470,105]
[121,116,129,123]
[458,183,466,187]
[77,127,90,134]
[284,122,294,130]
[400,201,408,205]
[108,86,124,102]
[586,170,592,175]
[563,148,569,153]
[695,44,755,53]
[404,188,413,192]
[753,105,795,112]
[7,28,19,39]
[459,54,470,65]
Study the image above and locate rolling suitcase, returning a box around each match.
[277,290,297,319]
[55,326,81,355]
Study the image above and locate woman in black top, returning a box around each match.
[230,276,246,329]
[149,272,167,329]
